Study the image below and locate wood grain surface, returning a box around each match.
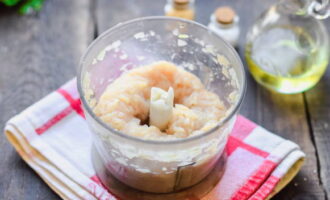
[0,0,329,199]
[305,67,330,197]
[0,0,94,199]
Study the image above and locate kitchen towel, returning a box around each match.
[4,79,305,200]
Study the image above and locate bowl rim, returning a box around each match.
[77,16,246,145]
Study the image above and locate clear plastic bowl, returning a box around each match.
[78,17,245,199]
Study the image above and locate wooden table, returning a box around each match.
[0,0,329,199]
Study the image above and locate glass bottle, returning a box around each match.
[208,6,240,47]
[164,0,195,20]
[245,0,329,94]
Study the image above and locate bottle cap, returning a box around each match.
[215,6,236,24]
[173,0,189,5]
[173,0,190,10]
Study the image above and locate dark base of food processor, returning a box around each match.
[92,145,227,200]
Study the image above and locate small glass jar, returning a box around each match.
[164,0,195,20]
[78,17,245,199]
[208,7,240,47]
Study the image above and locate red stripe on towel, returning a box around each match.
[226,136,269,158]
[57,88,85,118]
[230,115,257,140]
[90,175,120,200]
[231,160,277,200]
[35,106,73,135]
[249,175,280,200]
[90,175,103,186]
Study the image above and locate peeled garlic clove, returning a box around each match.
[149,87,174,130]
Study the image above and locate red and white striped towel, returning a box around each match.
[4,79,305,200]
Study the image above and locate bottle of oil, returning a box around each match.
[245,0,329,94]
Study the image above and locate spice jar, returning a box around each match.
[164,0,195,20]
[208,6,240,47]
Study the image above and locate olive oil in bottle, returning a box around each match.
[245,1,329,94]
[245,25,328,94]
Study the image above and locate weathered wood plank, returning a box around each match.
[95,0,165,33]
[305,16,330,196]
[0,0,94,199]
[250,90,325,200]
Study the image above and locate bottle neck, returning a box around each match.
[308,0,330,19]
[277,0,311,15]
[277,0,329,19]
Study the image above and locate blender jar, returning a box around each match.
[78,17,245,199]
